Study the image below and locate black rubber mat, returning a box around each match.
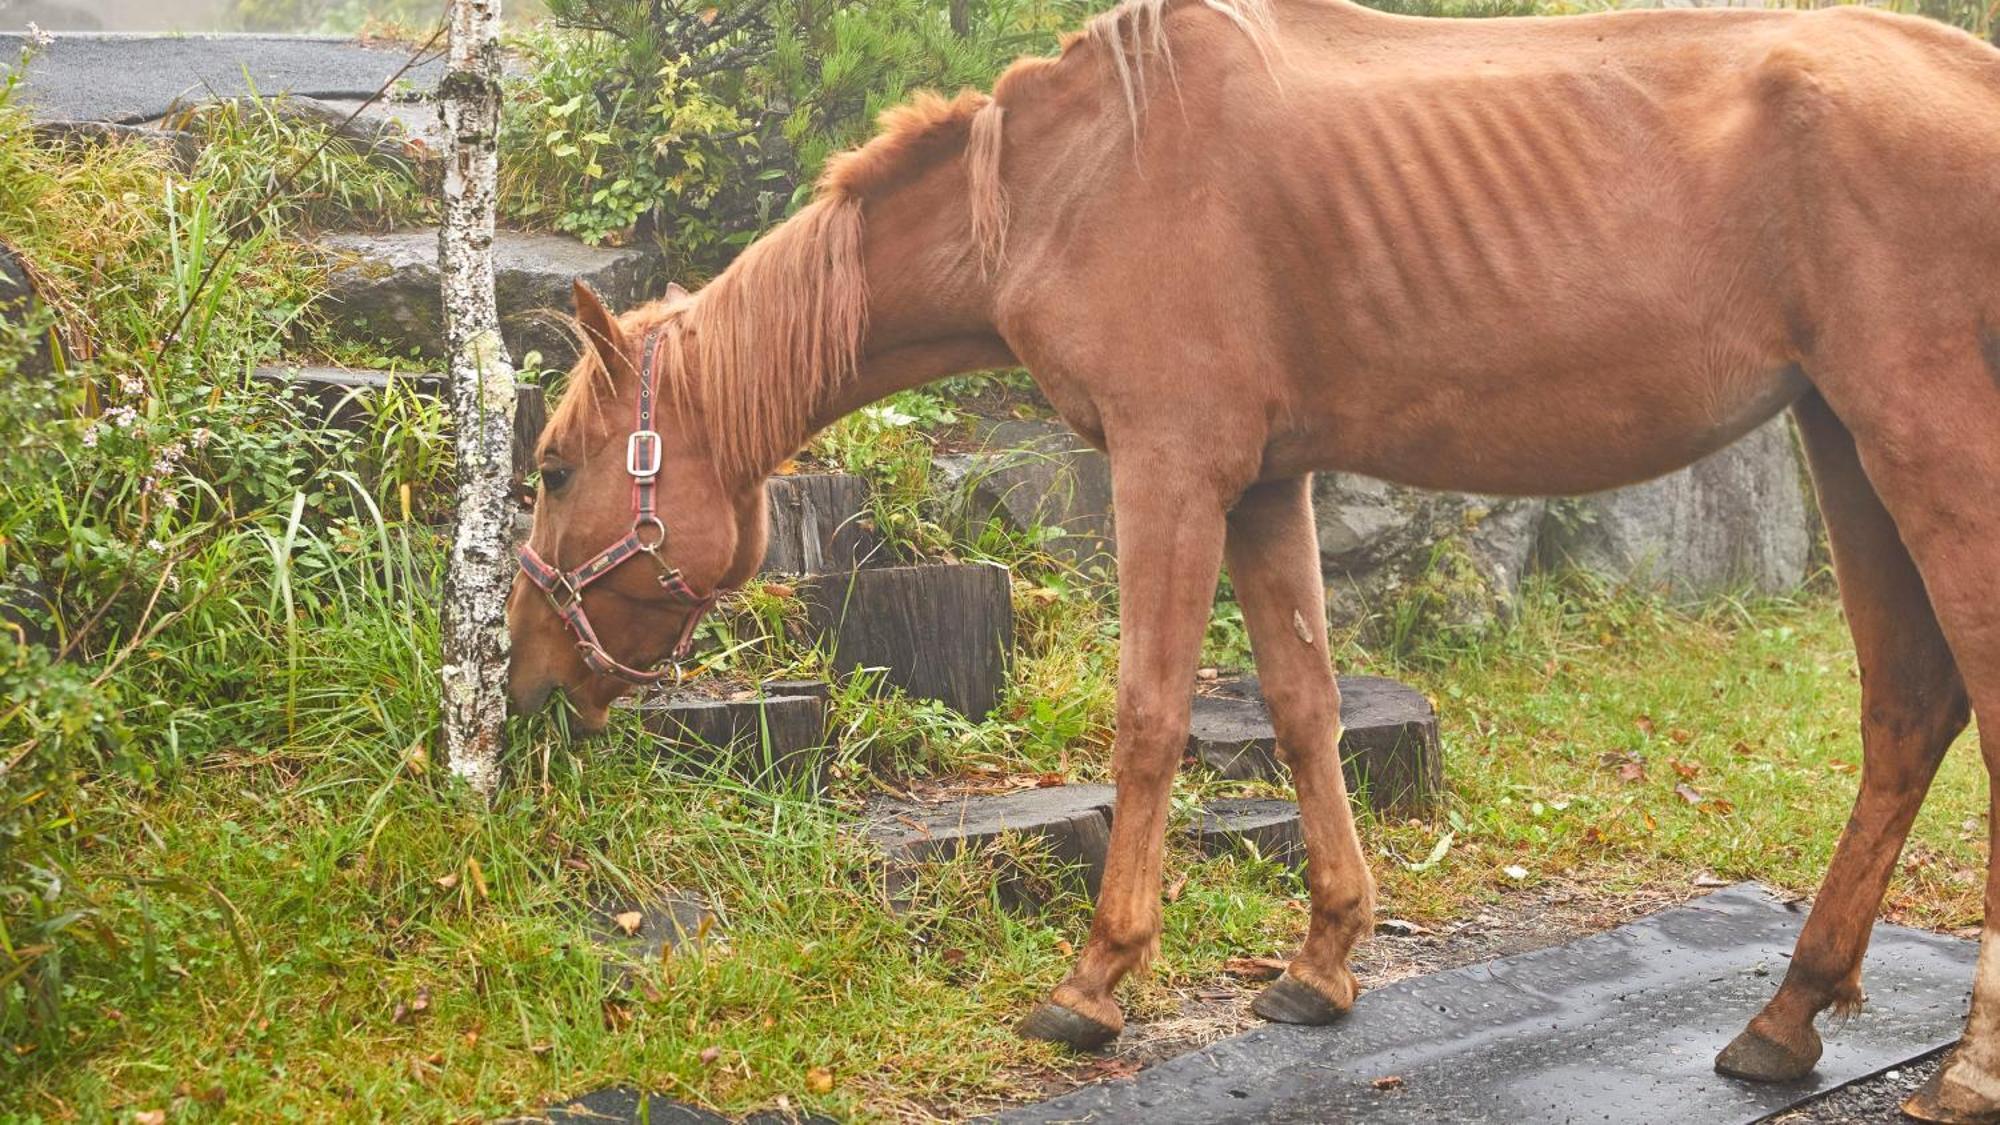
[1000,885,1976,1124]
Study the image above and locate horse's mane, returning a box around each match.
[550,0,1271,479]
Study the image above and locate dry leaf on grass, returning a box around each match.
[1222,956,1289,981]
[806,1067,835,1094]
[613,911,643,936]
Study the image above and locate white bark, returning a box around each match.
[439,0,515,796]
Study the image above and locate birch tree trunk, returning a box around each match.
[438,0,515,796]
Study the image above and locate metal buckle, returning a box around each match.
[626,429,662,479]
[548,572,582,609]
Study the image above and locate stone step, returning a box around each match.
[1187,674,1444,814]
[315,228,661,367]
[867,783,1115,912]
[582,891,715,991]
[932,417,1113,569]
[761,472,883,576]
[632,683,834,793]
[797,562,1012,719]
[1189,797,1304,868]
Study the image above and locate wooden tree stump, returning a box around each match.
[254,364,542,476]
[1187,674,1444,813]
[867,784,1116,911]
[762,473,882,575]
[798,563,1012,718]
[634,687,833,793]
[1188,798,1305,868]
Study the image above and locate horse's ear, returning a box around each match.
[664,281,690,302]
[572,279,635,383]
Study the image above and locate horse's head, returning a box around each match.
[506,280,769,733]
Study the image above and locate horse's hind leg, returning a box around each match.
[1224,476,1373,1022]
[1716,391,1969,1083]
[1787,332,2000,1121]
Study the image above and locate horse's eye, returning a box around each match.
[540,467,573,493]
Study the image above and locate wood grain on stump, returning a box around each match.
[762,473,881,575]
[798,563,1012,718]
[1189,798,1305,868]
[1188,674,1443,813]
[635,688,832,793]
[868,784,1115,912]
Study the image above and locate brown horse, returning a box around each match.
[507,0,2000,1117]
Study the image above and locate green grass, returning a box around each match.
[11,578,1989,1121]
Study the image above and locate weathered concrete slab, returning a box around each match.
[869,784,1116,910]
[999,884,1977,1125]
[799,563,1012,719]
[634,688,833,793]
[1539,414,1812,599]
[316,228,661,366]
[1189,798,1304,868]
[762,473,881,576]
[0,33,444,124]
[1187,674,1444,813]
[934,418,1114,569]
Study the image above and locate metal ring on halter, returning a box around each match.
[635,515,668,552]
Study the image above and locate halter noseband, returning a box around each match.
[517,329,722,686]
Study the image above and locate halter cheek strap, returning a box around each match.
[517,329,725,686]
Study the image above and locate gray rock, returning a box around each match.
[0,32,444,124]
[761,473,882,576]
[1312,473,1546,633]
[868,784,1117,910]
[150,93,441,168]
[1187,674,1444,813]
[315,229,661,365]
[1537,415,1811,598]
[582,892,716,991]
[31,119,202,168]
[933,418,1114,570]
[1189,798,1305,868]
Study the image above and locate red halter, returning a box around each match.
[517,330,722,686]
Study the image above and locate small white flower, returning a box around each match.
[157,491,180,511]
[80,425,101,448]
[190,427,214,450]
[146,538,164,553]
[118,373,146,397]
[25,22,54,49]
[107,405,137,428]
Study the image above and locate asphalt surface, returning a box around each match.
[0,32,443,123]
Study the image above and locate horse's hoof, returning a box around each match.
[1252,971,1352,1026]
[1902,1067,2000,1123]
[1019,1001,1121,1051]
[1714,1024,1821,1083]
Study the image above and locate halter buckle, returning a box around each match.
[627,429,663,479]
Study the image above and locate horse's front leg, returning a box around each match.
[1019,443,1237,1049]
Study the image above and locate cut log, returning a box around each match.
[932,418,1114,570]
[798,563,1012,719]
[1188,798,1305,868]
[761,473,882,575]
[868,784,1116,911]
[634,688,832,793]
[1187,674,1444,813]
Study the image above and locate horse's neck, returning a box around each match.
[794,165,1015,453]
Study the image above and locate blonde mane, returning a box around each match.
[547,0,1272,479]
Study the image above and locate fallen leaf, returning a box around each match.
[1165,872,1190,903]
[614,911,643,937]
[761,582,795,599]
[1055,939,1074,956]
[135,1112,166,1125]
[1196,667,1220,681]
[530,1042,553,1058]
[435,872,459,891]
[1635,715,1657,736]
[941,947,967,965]
[1371,1075,1406,1091]
[1092,1057,1144,1080]
[410,988,430,1016]
[1618,761,1646,784]
[700,1045,722,1065]
[1694,872,1731,888]
[1668,727,1693,744]
[1035,772,1065,788]
[1674,783,1704,805]
[1672,759,1701,781]
[1222,956,1289,981]
[1502,864,1529,881]
[806,1067,835,1094]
